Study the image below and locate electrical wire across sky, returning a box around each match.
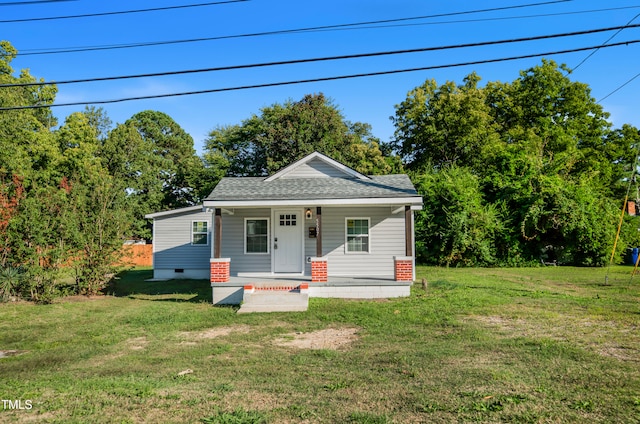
[1,40,637,111]
[1,0,639,144]
[2,23,639,89]
[14,4,640,56]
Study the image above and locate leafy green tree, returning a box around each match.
[103,110,205,239]
[63,170,131,295]
[56,112,103,181]
[83,106,113,142]
[413,165,501,266]
[393,60,639,266]
[391,73,498,172]
[0,40,58,185]
[205,93,395,177]
[6,184,69,302]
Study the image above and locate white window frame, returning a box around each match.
[345,217,371,254]
[191,221,209,246]
[244,217,270,255]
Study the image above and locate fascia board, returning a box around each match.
[203,196,423,208]
[144,205,204,219]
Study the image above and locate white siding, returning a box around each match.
[282,157,353,179]
[153,209,212,276]
[220,208,272,275]
[304,206,405,278]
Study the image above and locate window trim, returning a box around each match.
[244,217,270,255]
[191,220,209,246]
[345,217,371,254]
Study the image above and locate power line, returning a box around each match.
[571,11,640,73]
[0,0,249,23]
[15,0,577,56]
[1,40,638,111]
[598,72,640,103]
[0,0,76,6]
[4,23,639,88]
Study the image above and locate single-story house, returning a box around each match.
[145,151,423,305]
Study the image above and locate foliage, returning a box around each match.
[103,110,206,239]
[0,266,24,301]
[0,42,134,300]
[204,93,397,177]
[0,174,24,266]
[413,165,501,266]
[63,171,131,295]
[392,72,498,172]
[392,60,639,266]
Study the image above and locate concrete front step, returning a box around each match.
[238,291,309,313]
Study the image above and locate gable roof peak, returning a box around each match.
[264,151,371,182]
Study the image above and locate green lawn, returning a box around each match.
[1,266,639,423]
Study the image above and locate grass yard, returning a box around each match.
[1,266,639,423]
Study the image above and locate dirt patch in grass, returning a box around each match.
[598,344,639,362]
[178,325,252,341]
[273,327,360,350]
[56,294,105,303]
[125,336,148,351]
[0,349,28,358]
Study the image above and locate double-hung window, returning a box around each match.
[192,221,208,245]
[245,218,269,254]
[346,218,370,253]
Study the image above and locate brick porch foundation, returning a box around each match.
[311,257,328,283]
[394,256,414,282]
[210,258,230,283]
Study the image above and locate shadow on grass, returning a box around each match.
[108,268,212,303]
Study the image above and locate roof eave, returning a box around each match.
[203,196,423,209]
[145,205,204,219]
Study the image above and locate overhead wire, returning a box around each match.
[598,72,640,103]
[3,24,639,88]
[571,11,640,73]
[0,0,76,5]
[16,4,640,56]
[570,10,640,104]
[0,0,249,23]
[1,40,638,111]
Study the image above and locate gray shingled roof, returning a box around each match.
[205,174,419,201]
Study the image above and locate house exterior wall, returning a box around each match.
[304,206,406,279]
[280,157,351,179]
[152,209,212,279]
[220,208,272,275]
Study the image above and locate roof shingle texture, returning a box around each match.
[205,175,419,201]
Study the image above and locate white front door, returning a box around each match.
[274,210,303,273]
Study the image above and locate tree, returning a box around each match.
[102,110,205,239]
[413,165,501,266]
[0,174,24,267]
[391,73,499,172]
[0,41,58,185]
[392,60,639,266]
[204,93,395,177]
[63,171,131,295]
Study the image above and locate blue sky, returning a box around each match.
[4,0,640,154]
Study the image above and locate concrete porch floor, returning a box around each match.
[211,275,413,308]
[226,275,400,286]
